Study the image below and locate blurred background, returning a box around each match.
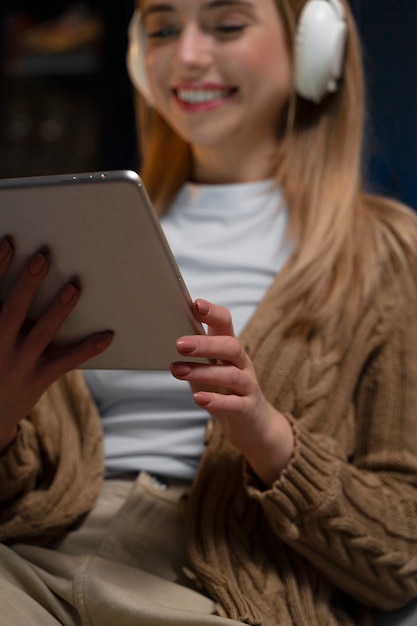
[350,0,417,212]
[0,0,416,211]
[0,0,138,178]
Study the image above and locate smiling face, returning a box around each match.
[139,0,293,182]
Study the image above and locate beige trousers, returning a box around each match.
[0,472,242,626]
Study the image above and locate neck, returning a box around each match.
[190,143,277,185]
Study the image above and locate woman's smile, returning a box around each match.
[173,83,238,111]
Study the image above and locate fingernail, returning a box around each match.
[93,332,114,351]
[59,283,77,305]
[0,238,12,261]
[195,300,209,315]
[176,338,197,354]
[29,252,47,275]
[170,363,192,377]
[193,392,211,407]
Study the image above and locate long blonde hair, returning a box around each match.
[136,0,417,340]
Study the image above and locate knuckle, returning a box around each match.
[27,325,49,348]
[228,367,241,388]
[225,337,245,362]
[222,305,233,324]
[233,341,244,360]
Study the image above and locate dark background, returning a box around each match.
[350,0,417,211]
[0,0,416,211]
[0,0,138,178]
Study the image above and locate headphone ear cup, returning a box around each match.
[126,11,154,105]
[295,0,347,103]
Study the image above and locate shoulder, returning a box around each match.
[360,198,417,356]
[364,193,417,266]
[360,194,417,302]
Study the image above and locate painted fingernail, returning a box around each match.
[195,300,209,315]
[59,283,77,305]
[29,252,47,275]
[0,238,12,261]
[193,392,211,407]
[170,363,192,377]
[93,332,114,351]
[176,338,197,354]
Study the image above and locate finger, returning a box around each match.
[170,361,253,396]
[0,251,49,340]
[192,391,263,450]
[39,331,114,384]
[176,334,247,367]
[193,390,248,416]
[22,282,80,362]
[192,299,235,337]
[0,238,14,276]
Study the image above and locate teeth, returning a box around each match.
[177,89,228,104]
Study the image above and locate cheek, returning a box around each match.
[234,39,292,92]
[268,41,292,82]
[145,53,157,88]
[145,55,170,107]
[231,40,266,74]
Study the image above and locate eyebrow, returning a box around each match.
[143,4,174,17]
[143,0,253,17]
[205,0,253,7]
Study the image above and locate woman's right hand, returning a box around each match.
[0,239,113,452]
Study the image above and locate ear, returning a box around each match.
[294,0,347,103]
[126,11,155,105]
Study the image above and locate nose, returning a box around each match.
[172,23,212,73]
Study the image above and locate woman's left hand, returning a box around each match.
[170,299,294,486]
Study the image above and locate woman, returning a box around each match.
[1,0,417,624]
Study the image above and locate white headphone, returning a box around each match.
[126,0,348,106]
[295,0,347,102]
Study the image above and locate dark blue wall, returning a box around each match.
[350,0,417,211]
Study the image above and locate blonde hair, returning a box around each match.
[135,0,417,341]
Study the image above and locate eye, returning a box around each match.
[146,25,180,40]
[209,12,250,39]
[215,23,246,36]
[143,14,181,41]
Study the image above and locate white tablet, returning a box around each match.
[0,170,205,369]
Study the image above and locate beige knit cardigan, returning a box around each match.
[1,248,417,626]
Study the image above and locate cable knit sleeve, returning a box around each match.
[0,418,43,503]
[0,370,104,544]
[245,261,417,610]
[186,272,417,624]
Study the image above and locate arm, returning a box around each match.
[251,265,417,609]
[171,271,417,609]
[0,240,112,538]
[0,370,105,544]
[248,316,417,610]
